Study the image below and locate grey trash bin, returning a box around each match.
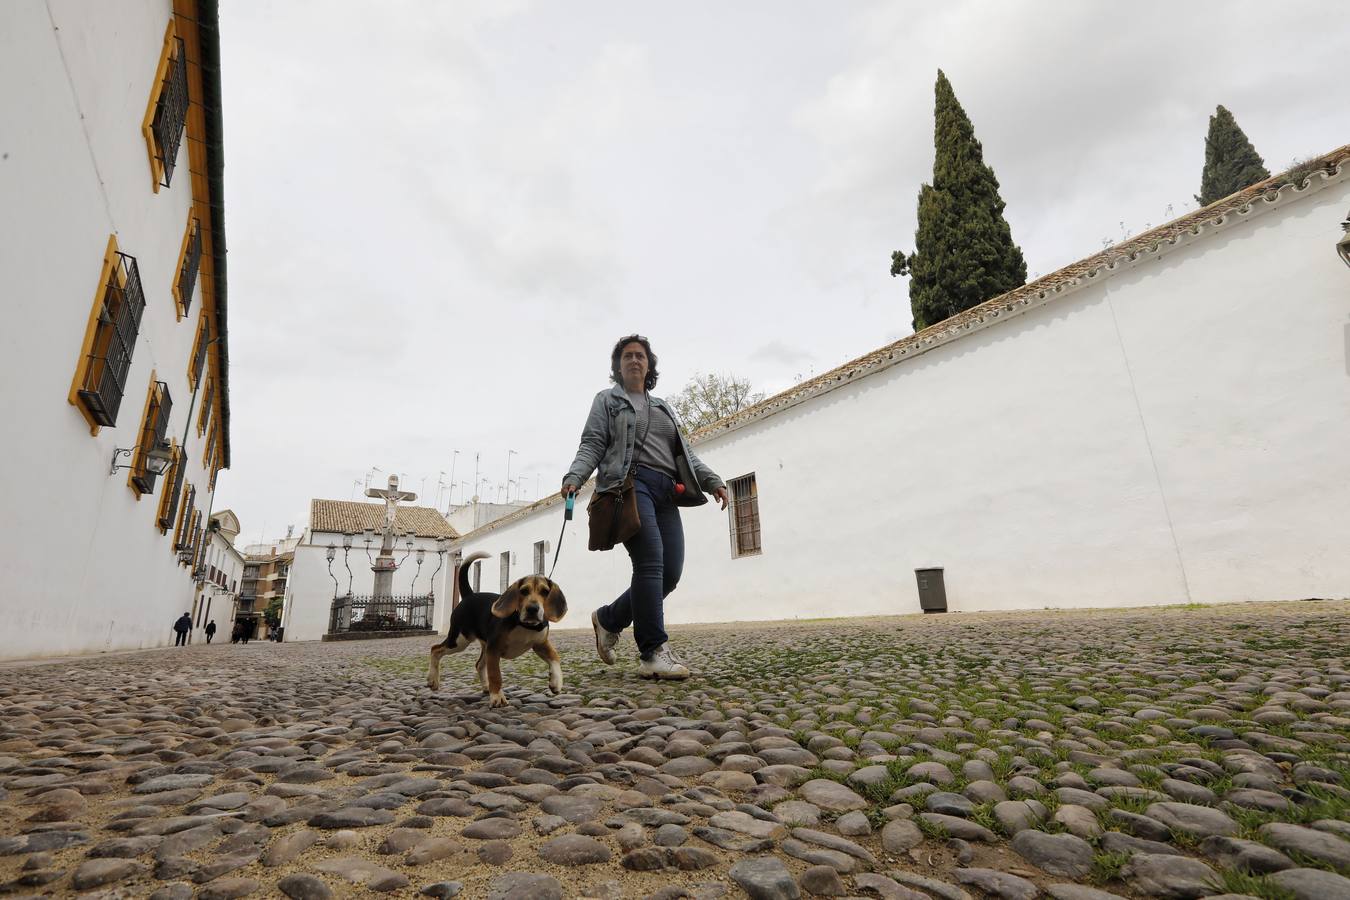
[915,567,947,613]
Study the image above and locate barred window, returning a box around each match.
[472,560,482,592]
[533,540,546,574]
[158,444,186,532]
[198,377,214,436]
[175,216,201,316]
[130,380,172,495]
[500,552,511,591]
[728,473,762,558]
[189,314,209,387]
[175,483,196,553]
[144,29,189,189]
[71,239,145,430]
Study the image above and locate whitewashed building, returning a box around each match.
[454,150,1350,628]
[0,0,231,660]
[282,501,459,643]
[193,510,245,639]
[446,500,530,536]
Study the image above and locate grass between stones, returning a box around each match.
[1206,869,1298,900]
[1087,850,1131,885]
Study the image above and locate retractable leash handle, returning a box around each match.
[549,492,574,579]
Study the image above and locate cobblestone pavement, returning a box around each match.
[1,600,1348,900]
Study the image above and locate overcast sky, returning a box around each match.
[213,1,1347,544]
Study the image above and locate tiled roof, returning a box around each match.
[310,500,459,539]
[454,145,1349,544]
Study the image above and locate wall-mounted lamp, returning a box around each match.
[1338,214,1350,269]
[111,441,172,477]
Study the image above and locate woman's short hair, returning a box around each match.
[610,334,659,391]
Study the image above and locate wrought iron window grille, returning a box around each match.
[178,218,201,314]
[728,473,762,558]
[152,37,189,188]
[159,447,187,530]
[131,382,172,494]
[78,252,145,428]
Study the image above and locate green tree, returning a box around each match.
[263,597,283,629]
[892,70,1027,331]
[1196,105,1269,206]
[670,372,765,431]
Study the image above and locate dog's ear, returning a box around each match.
[491,584,522,619]
[542,581,567,622]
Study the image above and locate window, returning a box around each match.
[142,24,189,189]
[203,420,217,465]
[175,483,196,554]
[129,379,172,496]
[70,237,145,431]
[157,443,185,532]
[188,313,209,388]
[174,215,201,317]
[500,552,511,591]
[533,540,546,574]
[472,560,482,592]
[728,473,762,558]
[198,378,214,436]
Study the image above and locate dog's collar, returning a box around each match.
[517,620,548,632]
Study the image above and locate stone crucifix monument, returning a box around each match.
[365,474,416,621]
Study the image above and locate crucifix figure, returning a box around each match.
[366,474,416,552]
[364,474,417,619]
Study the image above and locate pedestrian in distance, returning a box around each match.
[204,620,216,643]
[561,334,730,681]
[173,612,192,647]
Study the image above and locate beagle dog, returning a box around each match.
[427,550,567,707]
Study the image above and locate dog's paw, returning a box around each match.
[549,679,562,695]
[488,692,508,708]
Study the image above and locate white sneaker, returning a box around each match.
[637,643,690,680]
[592,610,620,665]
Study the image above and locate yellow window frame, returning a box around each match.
[171,210,200,320]
[140,21,181,193]
[127,375,166,499]
[68,236,126,435]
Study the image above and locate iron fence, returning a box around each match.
[328,594,434,635]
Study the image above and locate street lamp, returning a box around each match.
[111,440,172,477]
[325,543,340,598]
[1338,213,1350,269]
[341,533,354,595]
[429,538,448,600]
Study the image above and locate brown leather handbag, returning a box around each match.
[587,475,641,551]
[587,407,649,552]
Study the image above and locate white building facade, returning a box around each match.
[0,0,232,660]
[282,502,459,643]
[455,153,1350,629]
[193,510,245,638]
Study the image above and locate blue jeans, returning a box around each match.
[596,466,684,658]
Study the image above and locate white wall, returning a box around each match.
[282,531,453,642]
[446,502,529,535]
[193,531,244,635]
[0,0,220,659]
[456,175,1350,629]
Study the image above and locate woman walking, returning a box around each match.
[562,335,728,680]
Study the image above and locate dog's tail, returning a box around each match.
[458,550,491,602]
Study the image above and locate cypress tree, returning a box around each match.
[1196,105,1269,206]
[891,70,1026,331]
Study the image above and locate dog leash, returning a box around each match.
[547,493,574,580]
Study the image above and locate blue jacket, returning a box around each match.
[563,384,724,498]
